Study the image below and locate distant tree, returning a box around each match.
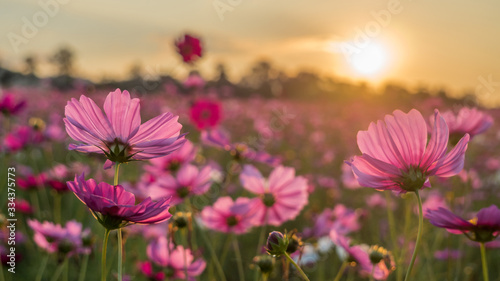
[50,47,74,76]
[24,55,37,75]
[128,62,142,80]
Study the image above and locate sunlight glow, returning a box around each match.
[349,43,388,76]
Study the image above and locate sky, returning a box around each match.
[1,0,500,96]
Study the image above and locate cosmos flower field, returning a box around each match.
[1,37,500,281]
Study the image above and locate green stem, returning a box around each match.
[197,223,226,281]
[404,190,423,281]
[369,265,375,281]
[333,261,348,281]
[51,257,69,281]
[117,229,123,281]
[114,162,120,186]
[480,243,489,281]
[283,252,310,281]
[54,192,61,223]
[35,254,49,281]
[233,236,246,281]
[78,254,90,281]
[385,191,400,262]
[102,229,111,281]
[220,233,234,266]
[254,223,268,281]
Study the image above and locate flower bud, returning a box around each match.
[253,255,275,274]
[266,231,289,257]
[286,232,303,254]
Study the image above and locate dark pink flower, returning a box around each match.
[64,89,186,169]
[175,34,203,63]
[67,174,172,230]
[148,164,212,205]
[437,107,493,140]
[426,205,500,242]
[16,199,33,214]
[189,99,222,130]
[201,197,254,234]
[3,126,33,152]
[240,165,308,226]
[347,109,470,193]
[18,173,47,191]
[0,92,26,116]
[145,237,206,281]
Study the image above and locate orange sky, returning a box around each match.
[2,0,500,97]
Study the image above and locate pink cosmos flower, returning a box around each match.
[347,109,470,193]
[18,172,47,191]
[0,92,26,116]
[67,174,172,230]
[421,192,448,216]
[144,140,198,176]
[426,205,500,242]
[240,165,308,226]
[189,99,222,130]
[201,196,254,234]
[438,107,493,140]
[3,126,34,152]
[175,34,203,63]
[330,231,391,280]
[141,237,206,281]
[64,89,186,169]
[28,219,92,255]
[148,164,212,205]
[184,72,205,89]
[304,205,362,238]
[202,129,281,166]
[16,199,33,214]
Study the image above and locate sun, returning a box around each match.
[349,42,389,76]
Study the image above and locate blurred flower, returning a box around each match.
[145,140,197,176]
[67,174,172,230]
[240,165,308,226]
[0,92,26,116]
[437,107,493,143]
[184,72,205,89]
[16,199,33,214]
[148,164,212,205]
[253,255,275,275]
[201,196,254,234]
[143,237,206,281]
[189,99,222,130]
[201,129,281,166]
[18,172,47,191]
[304,205,362,238]
[3,126,37,152]
[28,219,92,256]
[64,89,186,169]
[434,249,462,260]
[421,192,448,216]
[347,109,470,193]
[426,205,500,243]
[175,34,203,63]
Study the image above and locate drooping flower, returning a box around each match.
[201,196,254,234]
[202,128,281,166]
[175,34,203,63]
[148,164,212,205]
[347,109,470,193]
[141,236,206,281]
[64,89,186,169]
[67,174,172,230]
[240,165,308,226]
[189,99,222,130]
[426,205,500,243]
[437,107,493,142]
[28,219,93,255]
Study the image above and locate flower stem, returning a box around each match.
[333,261,348,281]
[51,256,69,281]
[102,229,111,281]
[480,242,489,281]
[197,221,226,281]
[54,192,61,223]
[78,254,90,281]
[233,236,246,281]
[283,252,310,281]
[385,191,400,268]
[35,253,49,281]
[114,162,120,186]
[117,228,123,281]
[404,190,423,281]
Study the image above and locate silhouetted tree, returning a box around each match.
[50,47,74,76]
[24,55,37,75]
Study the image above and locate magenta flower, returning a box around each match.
[148,164,212,205]
[347,109,470,193]
[28,219,92,255]
[3,126,34,152]
[175,34,203,63]
[201,196,254,234]
[143,237,206,281]
[437,107,493,141]
[18,172,47,191]
[240,165,308,226]
[0,92,26,116]
[426,205,500,242]
[189,98,222,130]
[67,174,172,230]
[144,140,198,176]
[64,89,186,169]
